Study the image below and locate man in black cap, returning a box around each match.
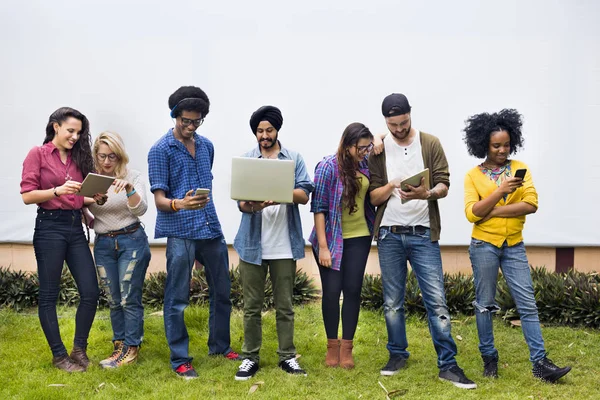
[368,94,477,389]
[232,105,314,381]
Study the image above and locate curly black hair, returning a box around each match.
[168,86,210,118]
[43,107,94,177]
[463,108,524,159]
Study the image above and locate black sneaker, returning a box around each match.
[235,359,259,381]
[532,357,571,383]
[380,355,407,376]
[482,355,498,378]
[439,365,477,389]
[279,358,307,376]
[175,362,198,380]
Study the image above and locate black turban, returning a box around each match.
[249,105,283,134]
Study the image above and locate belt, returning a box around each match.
[387,225,428,235]
[37,207,81,216]
[99,222,141,238]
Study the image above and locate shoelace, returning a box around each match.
[285,358,302,370]
[539,358,558,370]
[239,359,255,372]
[178,362,193,372]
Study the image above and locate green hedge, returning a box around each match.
[361,267,600,329]
[0,266,320,312]
[2,266,599,329]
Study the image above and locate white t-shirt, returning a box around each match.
[381,130,430,227]
[261,204,293,260]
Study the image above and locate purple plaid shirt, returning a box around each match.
[309,155,375,271]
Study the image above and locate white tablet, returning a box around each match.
[230,157,295,204]
[78,173,115,197]
[400,168,430,204]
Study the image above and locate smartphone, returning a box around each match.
[195,188,210,196]
[514,169,527,179]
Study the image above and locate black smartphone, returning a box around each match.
[514,169,527,179]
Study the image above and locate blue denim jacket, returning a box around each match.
[233,142,315,266]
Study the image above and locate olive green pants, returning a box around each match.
[239,259,296,363]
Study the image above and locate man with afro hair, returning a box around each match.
[148,86,239,379]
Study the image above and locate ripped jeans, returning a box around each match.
[377,227,458,370]
[469,239,546,363]
[94,226,151,346]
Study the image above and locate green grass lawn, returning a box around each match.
[0,303,597,400]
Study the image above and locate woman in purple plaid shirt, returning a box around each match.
[309,122,376,369]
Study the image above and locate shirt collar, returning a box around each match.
[167,128,201,148]
[250,141,291,159]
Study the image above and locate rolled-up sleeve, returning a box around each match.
[430,137,450,188]
[148,145,169,193]
[368,153,385,192]
[310,160,332,214]
[464,173,483,223]
[520,168,538,209]
[21,147,41,193]
[294,153,315,196]
[127,171,149,216]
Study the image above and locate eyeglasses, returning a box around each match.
[181,117,204,127]
[97,153,118,161]
[356,143,374,153]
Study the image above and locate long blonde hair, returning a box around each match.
[92,131,129,179]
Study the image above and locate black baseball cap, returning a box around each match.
[382,93,411,117]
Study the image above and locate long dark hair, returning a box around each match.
[44,107,94,177]
[336,122,374,214]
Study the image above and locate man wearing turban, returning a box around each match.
[233,105,315,380]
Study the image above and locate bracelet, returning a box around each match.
[126,188,137,198]
[171,199,179,212]
[53,187,60,197]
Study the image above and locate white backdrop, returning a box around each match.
[2,0,599,246]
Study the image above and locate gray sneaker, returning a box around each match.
[439,365,477,389]
[380,355,407,376]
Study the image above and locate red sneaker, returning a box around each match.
[175,362,198,379]
[224,350,241,361]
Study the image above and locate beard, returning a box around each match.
[259,133,278,149]
[390,122,412,141]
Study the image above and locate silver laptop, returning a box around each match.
[230,157,295,203]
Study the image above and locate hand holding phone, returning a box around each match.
[195,188,210,196]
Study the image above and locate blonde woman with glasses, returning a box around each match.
[86,131,151,368]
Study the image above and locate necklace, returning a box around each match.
[56,151,73,181]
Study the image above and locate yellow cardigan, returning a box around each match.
[464,160,538,247]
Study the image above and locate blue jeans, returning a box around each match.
[469,239,546,363]
[94,225,151,347]
[377,227,457,370]
[164,236,233,370]
[33,208,99,357]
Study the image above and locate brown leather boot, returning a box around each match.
[70,346,90,370]
[325,338,340,367]
[100,340,124,367]
[339,339,354,369]
[52,355,85,372]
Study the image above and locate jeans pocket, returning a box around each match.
[377,227,389,243]
[470,238,485,247]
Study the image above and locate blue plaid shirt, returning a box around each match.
[233,143,315,265]
[148,129,223,240]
